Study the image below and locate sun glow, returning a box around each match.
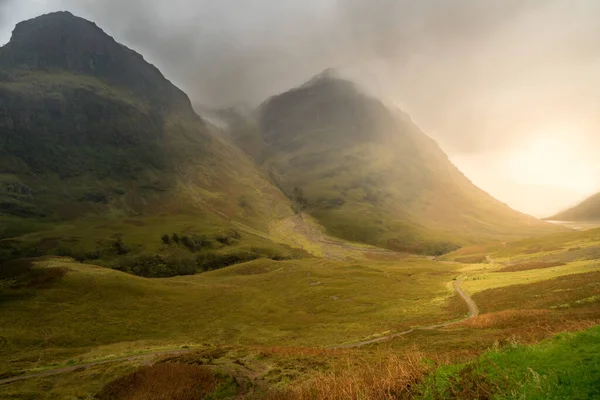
[507,128,596,193]
[451,125,599,217]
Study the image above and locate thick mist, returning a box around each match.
[1,0,600,216]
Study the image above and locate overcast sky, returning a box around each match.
[2,0,600,217]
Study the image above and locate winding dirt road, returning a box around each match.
[0,280,478,385]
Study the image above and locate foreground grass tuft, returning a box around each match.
[263,349,433,400]
[418,325,600,399]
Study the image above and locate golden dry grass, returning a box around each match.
[261,349,436,400]
[458,308,600,344]
[494,260,565,273]
[96,362,219,400]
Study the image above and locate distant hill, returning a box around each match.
[549,192,600,221]
[230,71,560,253]
[0,12,293,237]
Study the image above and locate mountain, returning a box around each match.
[230,71,559,253]
[0,11,301,270]
[549,192,600,221]
[0,12,293,231]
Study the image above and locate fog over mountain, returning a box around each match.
[2,0,600,216]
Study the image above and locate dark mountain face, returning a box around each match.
[0,12,292,232]
[0,11,189,110]
[232,72,560,253]
[0,12,198,180]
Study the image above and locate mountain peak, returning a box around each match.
[5,11,128,70]
[259,69,397,146]
[0,12,189,109]
[298,68,361,95]
[301,68,342,85]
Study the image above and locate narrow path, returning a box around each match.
[0,280,478,385]
[332,280,478,349]
[0,350,191,386]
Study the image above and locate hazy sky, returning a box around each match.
[2,0,600,217]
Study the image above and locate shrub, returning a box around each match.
[178,234,212,252]
[215,235,234,246]
[93,237,131,258]
[112,236,129,255]
[455,255,487,264]
[193,234,213,249]
[196,251,262,271]
[387,239,460,256]
[0,240,45,264]
[54,245,89,262]
[161,234,171,245]
[215,230,241,246]
[180,235,194,251]
[118,250,197,278]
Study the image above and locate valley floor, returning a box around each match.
[1,223,600,399]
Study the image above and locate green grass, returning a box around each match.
[418,325,600,399]
[462,260,600,293]
[0,256,461,377]
[445,227,600,264]
[442,227,600,293]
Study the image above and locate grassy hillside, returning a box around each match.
[549,191,600,221]
[0,256,462,377]
[230,71,560,255]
